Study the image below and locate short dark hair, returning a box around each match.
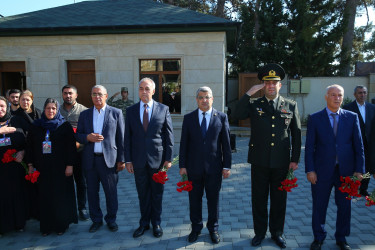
[43,98,59,110]
[354,85,367,94]
[9,89,21,95]
[61,85,77,93]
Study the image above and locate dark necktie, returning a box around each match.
[201,112,207,138]
[331,113,338,136]
[143,104,149,131]
[269,100,275,113]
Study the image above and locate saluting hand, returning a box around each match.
[87,133,104,143]
[246,83,265,96]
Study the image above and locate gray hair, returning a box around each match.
[354,85,367,94]
[138,77,156,90]
[196,86,213,98]
[91,85,107,94]
[326,84,344,95]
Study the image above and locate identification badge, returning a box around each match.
[42,141,52,154]
[42,130,51,154]
[0,137,12,147]
[285,119,290,125]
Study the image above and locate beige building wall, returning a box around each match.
[0,32,227,114]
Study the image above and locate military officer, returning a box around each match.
[233,63,301,249]
[107,87,134,120]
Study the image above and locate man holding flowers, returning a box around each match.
[179,86,231,244]
[234,63,301,249]
[305,84,364,250]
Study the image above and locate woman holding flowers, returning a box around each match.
[25,98,78,236]
[0,96,29,235]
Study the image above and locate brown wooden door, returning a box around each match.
[67,60,95,108]
[0,61,26,95]
[238,73,263,127]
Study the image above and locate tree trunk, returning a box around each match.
[216,0,226,18]
[254,0,260,47]
[339,0,359,76]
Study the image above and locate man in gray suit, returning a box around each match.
[343,85,375,196]
[76,85,125,233]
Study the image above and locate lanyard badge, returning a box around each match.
[42,130,52,154]
[0,120,12,147]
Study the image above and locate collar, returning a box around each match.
[62,102,77,111]
[199,108,212,116]
[141,99,154,108]
[94,104,107,113]
[265,95,279,104]
[326,107,341,115]
[356,101,366,107]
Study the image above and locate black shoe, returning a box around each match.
[310,240,323,250]
[336,241,351,250]
[89,222,103,233]
[79,209,90,221]
[271,235,286,248]
[210,231,220,244]
[153,225,163,238]
[133,225,150,238]
[251,235,265,246]
[107,222,118,232]
[360,190,370,197]
[188,231,201,243]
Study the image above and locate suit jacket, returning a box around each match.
[305,108,365,180]
[125,101,174,169]
[233,95,301,168]
[179,108,231,176]
[76,105,125,169]
[343,101,375,145]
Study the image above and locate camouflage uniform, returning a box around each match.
[107,97,134,120]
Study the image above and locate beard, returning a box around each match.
[63,99,74,105]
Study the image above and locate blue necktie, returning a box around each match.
[201,112,207,138]
[331,113,338,136]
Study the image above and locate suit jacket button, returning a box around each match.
[272,124,275,127]
[271,143,274,146]
[272,116,275,119]
[272,134,275,137]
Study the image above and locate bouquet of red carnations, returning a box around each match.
[2,149,40,183]
[278,168,298,192]
[365,189,375,207]
[176,174,193,192]
[339,173,371,200]
[152,155,179,184]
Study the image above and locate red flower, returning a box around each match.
[1,149,17,163]
[176,174,193,192]
[72,127,77,133]
[338,174,369,200]
[152,166,169,184]
[279,169,298,192]
[25,170,40,183]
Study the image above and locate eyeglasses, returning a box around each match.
[92,93,104,97]
[197,96,212,100]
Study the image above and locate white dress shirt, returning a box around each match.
[198,108,212,130]
[93,104,106,153]
[356,101,366,123]
[140,99,154,124]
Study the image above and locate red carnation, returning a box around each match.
[176,174,193,192]
[279,169,298,192]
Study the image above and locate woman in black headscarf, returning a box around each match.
[0,96,28,235]
[25,98,78,236]
[13,90,42,131]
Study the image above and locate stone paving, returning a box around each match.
[1,136,375,249]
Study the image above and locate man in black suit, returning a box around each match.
[233,64,301,248]
[125,78,174,238]
[343,85,375,196]
[179,86,232,244]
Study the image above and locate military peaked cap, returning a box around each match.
[258,63,285,81]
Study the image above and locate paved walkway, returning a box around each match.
[1,137,375,249]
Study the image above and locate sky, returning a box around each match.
[0,0,374,28]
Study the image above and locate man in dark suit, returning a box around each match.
[179,86,231,244]
[305,84,364,250]
[233,63,301,248]
[343,85,375,196]
[76,85,125,233]
[125,77,174,238]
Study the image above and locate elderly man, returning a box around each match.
[343,85,375,197]
[125,78,174,238]
[179,86,231,244]
[305,84,364,250]
[233,63,301,248]
[107,87,134,121]
[76,85,125,233]
[60,85,89,221]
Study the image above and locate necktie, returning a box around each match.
[269,100,275,113]
[143,104,149,131]
[201,112,207,138]
[331,113,338,136]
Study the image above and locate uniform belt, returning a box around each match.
[94,153,104,157]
